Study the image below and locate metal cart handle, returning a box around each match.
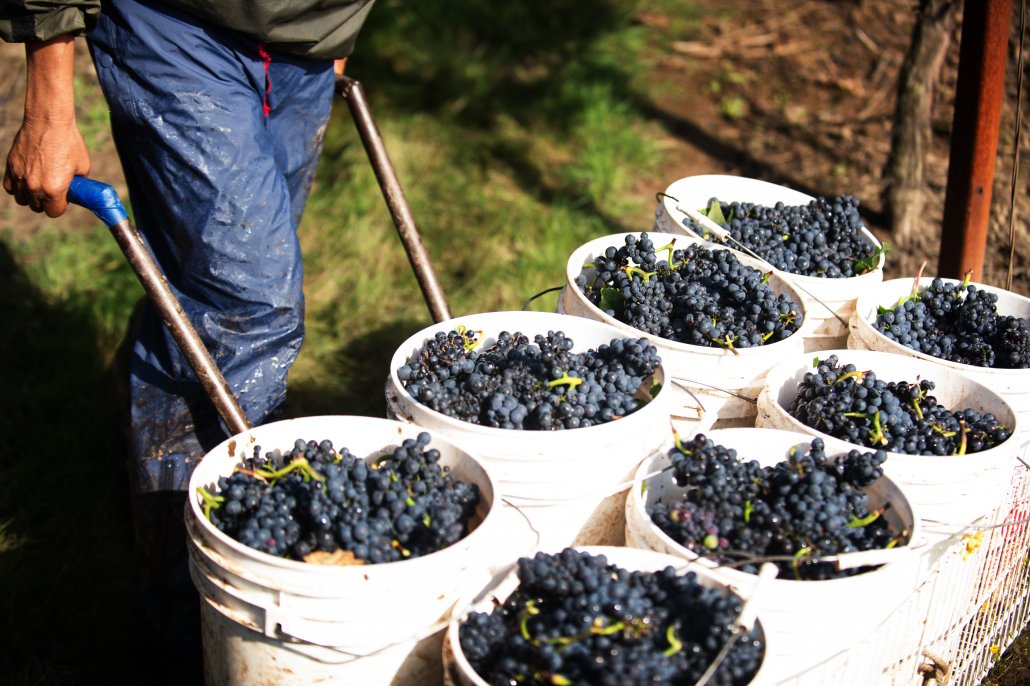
[67,176,252,435]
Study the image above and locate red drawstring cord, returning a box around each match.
[257,41,272,117]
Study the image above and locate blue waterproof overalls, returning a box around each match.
[88,0,336,663]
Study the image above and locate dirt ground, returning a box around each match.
[634,0,1030,296]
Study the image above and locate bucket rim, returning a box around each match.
[386,310,673,439]
[444,544,771,686]
[758,348,1022,459]
[656,173,886,276]
[626,427,922,586]
[851,276,1030,379]
[186,414,505,575]
[563,230,810,356]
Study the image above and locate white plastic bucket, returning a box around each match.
[442,545,774,686]
[624,427,922,682]
[186,415,512,686]
[849,276,1030,458]
[560,231,807,432]
[755,349,1021,546]
[385,310,673,553]
[654,174,885,352]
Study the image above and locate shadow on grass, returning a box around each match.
[0,240,155,685]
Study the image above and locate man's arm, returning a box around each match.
[4,35,91,217]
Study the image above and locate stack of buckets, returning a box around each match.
[385,310,675,552]
[183,174,1029,686]
[186,416,512,686]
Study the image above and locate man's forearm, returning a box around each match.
[24,35,78,125]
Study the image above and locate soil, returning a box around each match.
[1,2,1029,683]
[632,0,1030,296]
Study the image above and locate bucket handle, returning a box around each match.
[693,562,777,686]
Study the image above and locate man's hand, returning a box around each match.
[4,35,91,217]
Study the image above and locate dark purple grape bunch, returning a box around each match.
[874,277,1030,369]
[788,354,1013,455]
[198,432,480,563]
[398,327,662,430]
[648,433,899,580]
[684,194,885,278]
[575,232,803,352]
[458,547,765,686]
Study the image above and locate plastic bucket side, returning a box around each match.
[386,311,674,552]
[849,276,1030,458]
[624,427,922,681]
[442,545,774,686]
[561,231,808,428]
[186,416,510,686]
[655,175,885,353]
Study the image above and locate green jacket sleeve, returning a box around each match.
[0,1,100,43]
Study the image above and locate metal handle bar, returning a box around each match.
[67,176,252,435]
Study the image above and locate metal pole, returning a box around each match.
[938,0,1012,281]
[106,218,253,436]
[336,75,452,323]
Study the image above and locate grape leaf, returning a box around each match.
[599,287,624,313]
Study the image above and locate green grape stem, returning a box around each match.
[792,547,813,581]
[454,324,484,353]
[663,625,683,657]
[256,457,326,486]
[197,486,225,521]
[654,239,678,268]
[623,265,658,282]
[710,333,740,356]
[547,371,584,391]
[848,509,882,528]
[519,600,541,641]
[835,370,866,385]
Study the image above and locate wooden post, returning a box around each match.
[938,0,1012,281]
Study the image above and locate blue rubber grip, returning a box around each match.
[67,176,129,227]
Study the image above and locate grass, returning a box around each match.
[0,2,674,683]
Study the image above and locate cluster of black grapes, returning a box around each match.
[201,432,480,563]
[397,328,661,430]
[789,355,1013,455]
[458,547,764,686]
[574,232,803,350]
[873,278,1030,369]
[683,195,880,278]
[649,433,898,581]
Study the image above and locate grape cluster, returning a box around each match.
[649,433,898,580]
[200,432,480,563]
[574,232,803,351]
[398,327,661,430]
[788,354,1013,455]
[458,548,764,686]
[873,277,1030,369]
[683,195,880,278]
